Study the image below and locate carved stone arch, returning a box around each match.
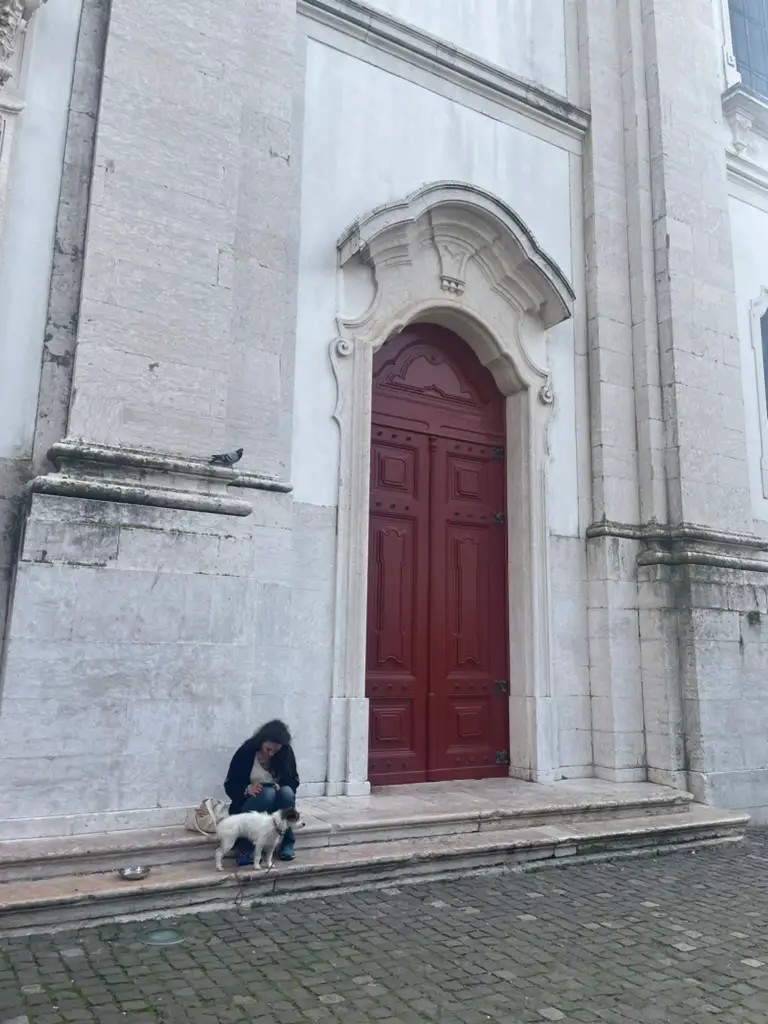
[326,181,575,796]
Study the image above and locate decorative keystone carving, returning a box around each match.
[434,238,470,297]
[0,0,44,88]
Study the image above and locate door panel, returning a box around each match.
[428,438,509,780]
[366,429,430,785]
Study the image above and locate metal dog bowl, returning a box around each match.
[118,866,151,881]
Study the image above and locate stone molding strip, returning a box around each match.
[31,474,254,517]
[0,92,22,113]
[46,440,292,492]
[298,0,590,140]
[588,519,768,572]
[29,440,293,518]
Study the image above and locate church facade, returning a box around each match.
[2,0,768,840]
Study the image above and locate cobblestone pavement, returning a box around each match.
[4,833,768,1024]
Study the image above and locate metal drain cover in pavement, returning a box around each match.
[140,928,184,946]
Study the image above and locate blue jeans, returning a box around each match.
[240,784,295,815]
[238,786,296,861]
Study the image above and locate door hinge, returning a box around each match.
[494,680,507,694]
[493,512,506,525]
[491,447,505,460]
[495,750,510,766]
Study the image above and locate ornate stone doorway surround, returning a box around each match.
[326,182,575,796]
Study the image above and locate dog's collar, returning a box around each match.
[272,812,290,836]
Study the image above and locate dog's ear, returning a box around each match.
[283,807,300,822]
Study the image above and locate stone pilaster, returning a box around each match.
[57,0,299,493]
[0,0,308,837]
[642,0,751,532]
[578,0,646,781]
[636,0,756,804]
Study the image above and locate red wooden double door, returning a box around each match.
[366,324,510,786]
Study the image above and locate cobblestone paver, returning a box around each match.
[4,832,768,1023]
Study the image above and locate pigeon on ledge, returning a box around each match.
[210,448,244,466]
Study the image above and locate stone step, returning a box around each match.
[0,781,694,883]
[0,805,748,935]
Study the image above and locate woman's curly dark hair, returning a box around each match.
[252,719,292,749]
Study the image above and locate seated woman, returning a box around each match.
[224,719,299,863]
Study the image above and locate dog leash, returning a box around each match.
[233,861,275,912]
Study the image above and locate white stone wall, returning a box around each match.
[709,189,768,821]
[362,0,568,96]
[0,0,82,647]
[0,0,81,461]
[292,35,591,779]
[293,41,576,507]
[731,190,768,526]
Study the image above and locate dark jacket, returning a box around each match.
[224,737,300,814]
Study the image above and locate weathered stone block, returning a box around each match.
[22,519,120,567]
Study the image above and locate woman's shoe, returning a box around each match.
[236,851,255,867]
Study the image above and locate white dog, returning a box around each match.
[214,806,303,872]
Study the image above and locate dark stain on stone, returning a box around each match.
[46,351,73,369]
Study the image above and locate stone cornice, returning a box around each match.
[30,440,292,518]
[723,84,768,194]
[298,0,590,140]
[723,84,768,141]
[588,519,768,572]
[587,520,768,548]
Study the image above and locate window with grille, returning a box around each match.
[730,0,768,97]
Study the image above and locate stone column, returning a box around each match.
[39,0,300,494]
[0,0,305,837]
[642,0,750,535]
[578,0,647,782]
[637,0,760,811]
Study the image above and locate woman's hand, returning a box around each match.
[246,783,264,796]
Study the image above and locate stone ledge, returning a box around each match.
[588,520,768,572]
[29,440,293,518]
[298,0,590,139]
[30,474,254,517]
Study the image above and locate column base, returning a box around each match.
[325,696,370,797]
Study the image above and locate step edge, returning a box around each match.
[0,793,697,866]
[0,834,745,937]
[0,815,746,913]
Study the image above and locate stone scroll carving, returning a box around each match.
[0,0,45,87]
[0,0,45,241]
